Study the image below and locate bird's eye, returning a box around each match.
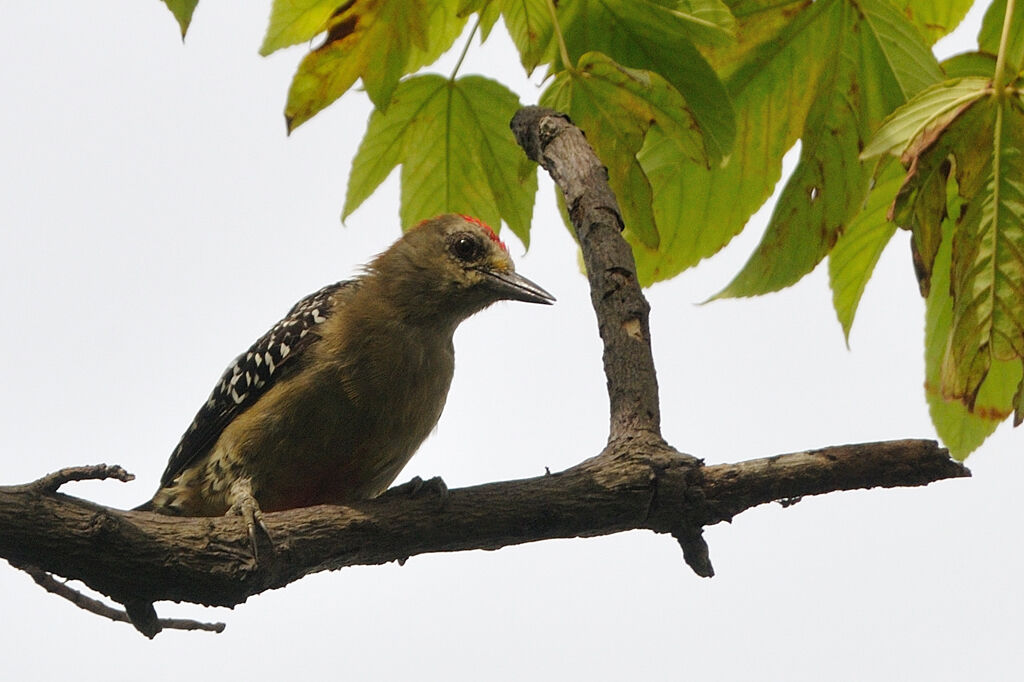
[449,233,484,262]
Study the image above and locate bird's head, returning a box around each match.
[369,214,554,326]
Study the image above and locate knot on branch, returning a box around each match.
[636,442,713,576]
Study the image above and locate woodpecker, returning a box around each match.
[138,214,553,547]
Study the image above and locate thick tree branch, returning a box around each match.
[0,106,971,634]
[0,440,967,613]
[510,106,661,441]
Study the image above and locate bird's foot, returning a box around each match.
[384,475,449,510]
[227,478,272,561]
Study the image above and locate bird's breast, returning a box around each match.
[237,328,455,509]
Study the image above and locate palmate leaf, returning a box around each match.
[635,0,832,284]
[282,0,466,130]
[942,98,1024,409]
[872,76,1024,454]
[344,75,536,245]
[861,76,992,298]
[555,0,735,164]
[713,0,941,299]
[926,197,1023,460]
[827,158,901,342]
[540,52,708,249]
[887,94,992,297]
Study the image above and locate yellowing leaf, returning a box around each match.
[714,0,942,299]
[634,0,835,284]
[926,209,1022,459]
[886,86,991,296]
[284,0,460,130]
[942,99,1024,407]
[260,0,341,56]
[344,75,537,244]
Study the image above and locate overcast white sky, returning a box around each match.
[1,2,1021,680]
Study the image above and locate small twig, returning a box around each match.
[17,564,225,636]
[28,464,134,493]
[672,528,714,578]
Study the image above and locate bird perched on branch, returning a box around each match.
[138,214,553,550]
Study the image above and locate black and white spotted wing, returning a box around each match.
[159,280,359,487]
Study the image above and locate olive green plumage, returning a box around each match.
[142,214,553,522]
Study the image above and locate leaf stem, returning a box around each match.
[449,15,481,81]
[993,0,1017,97]
[545,0,572,71]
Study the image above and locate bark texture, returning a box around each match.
[0,106,970,636]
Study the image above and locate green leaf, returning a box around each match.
[942,51,999,79]
[161,0,198,38]
[980,0,1024,74]
[926,206,1022,459]
[457,0,500,39]
[260,0,341,56]
[715,0,942,298]
[893,0,973,45]
[497,0,555,73]
[861,78,991,159]
[828,159,901,342]
[635,0,833,284]
[344,75,537,244]
[892,152,949,298]
[884,89,995,298]
[541,52,708,249]
[859,0,946,97]
[285,0,441,129]
[671,0,737,46]
[556,0,735,162]
[698,0,807,77]
[942,98,1024,407]
[406,0,470,74]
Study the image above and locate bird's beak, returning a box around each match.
[477,267,556,305]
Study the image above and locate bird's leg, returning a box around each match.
[383,475,449,510]
[227,477,271,560]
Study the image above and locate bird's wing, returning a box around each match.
[159,280,359,487]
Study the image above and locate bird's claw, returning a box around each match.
[227,478,272,561]
[384,475,449,510]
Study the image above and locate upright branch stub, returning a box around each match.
[511,107,661,441]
